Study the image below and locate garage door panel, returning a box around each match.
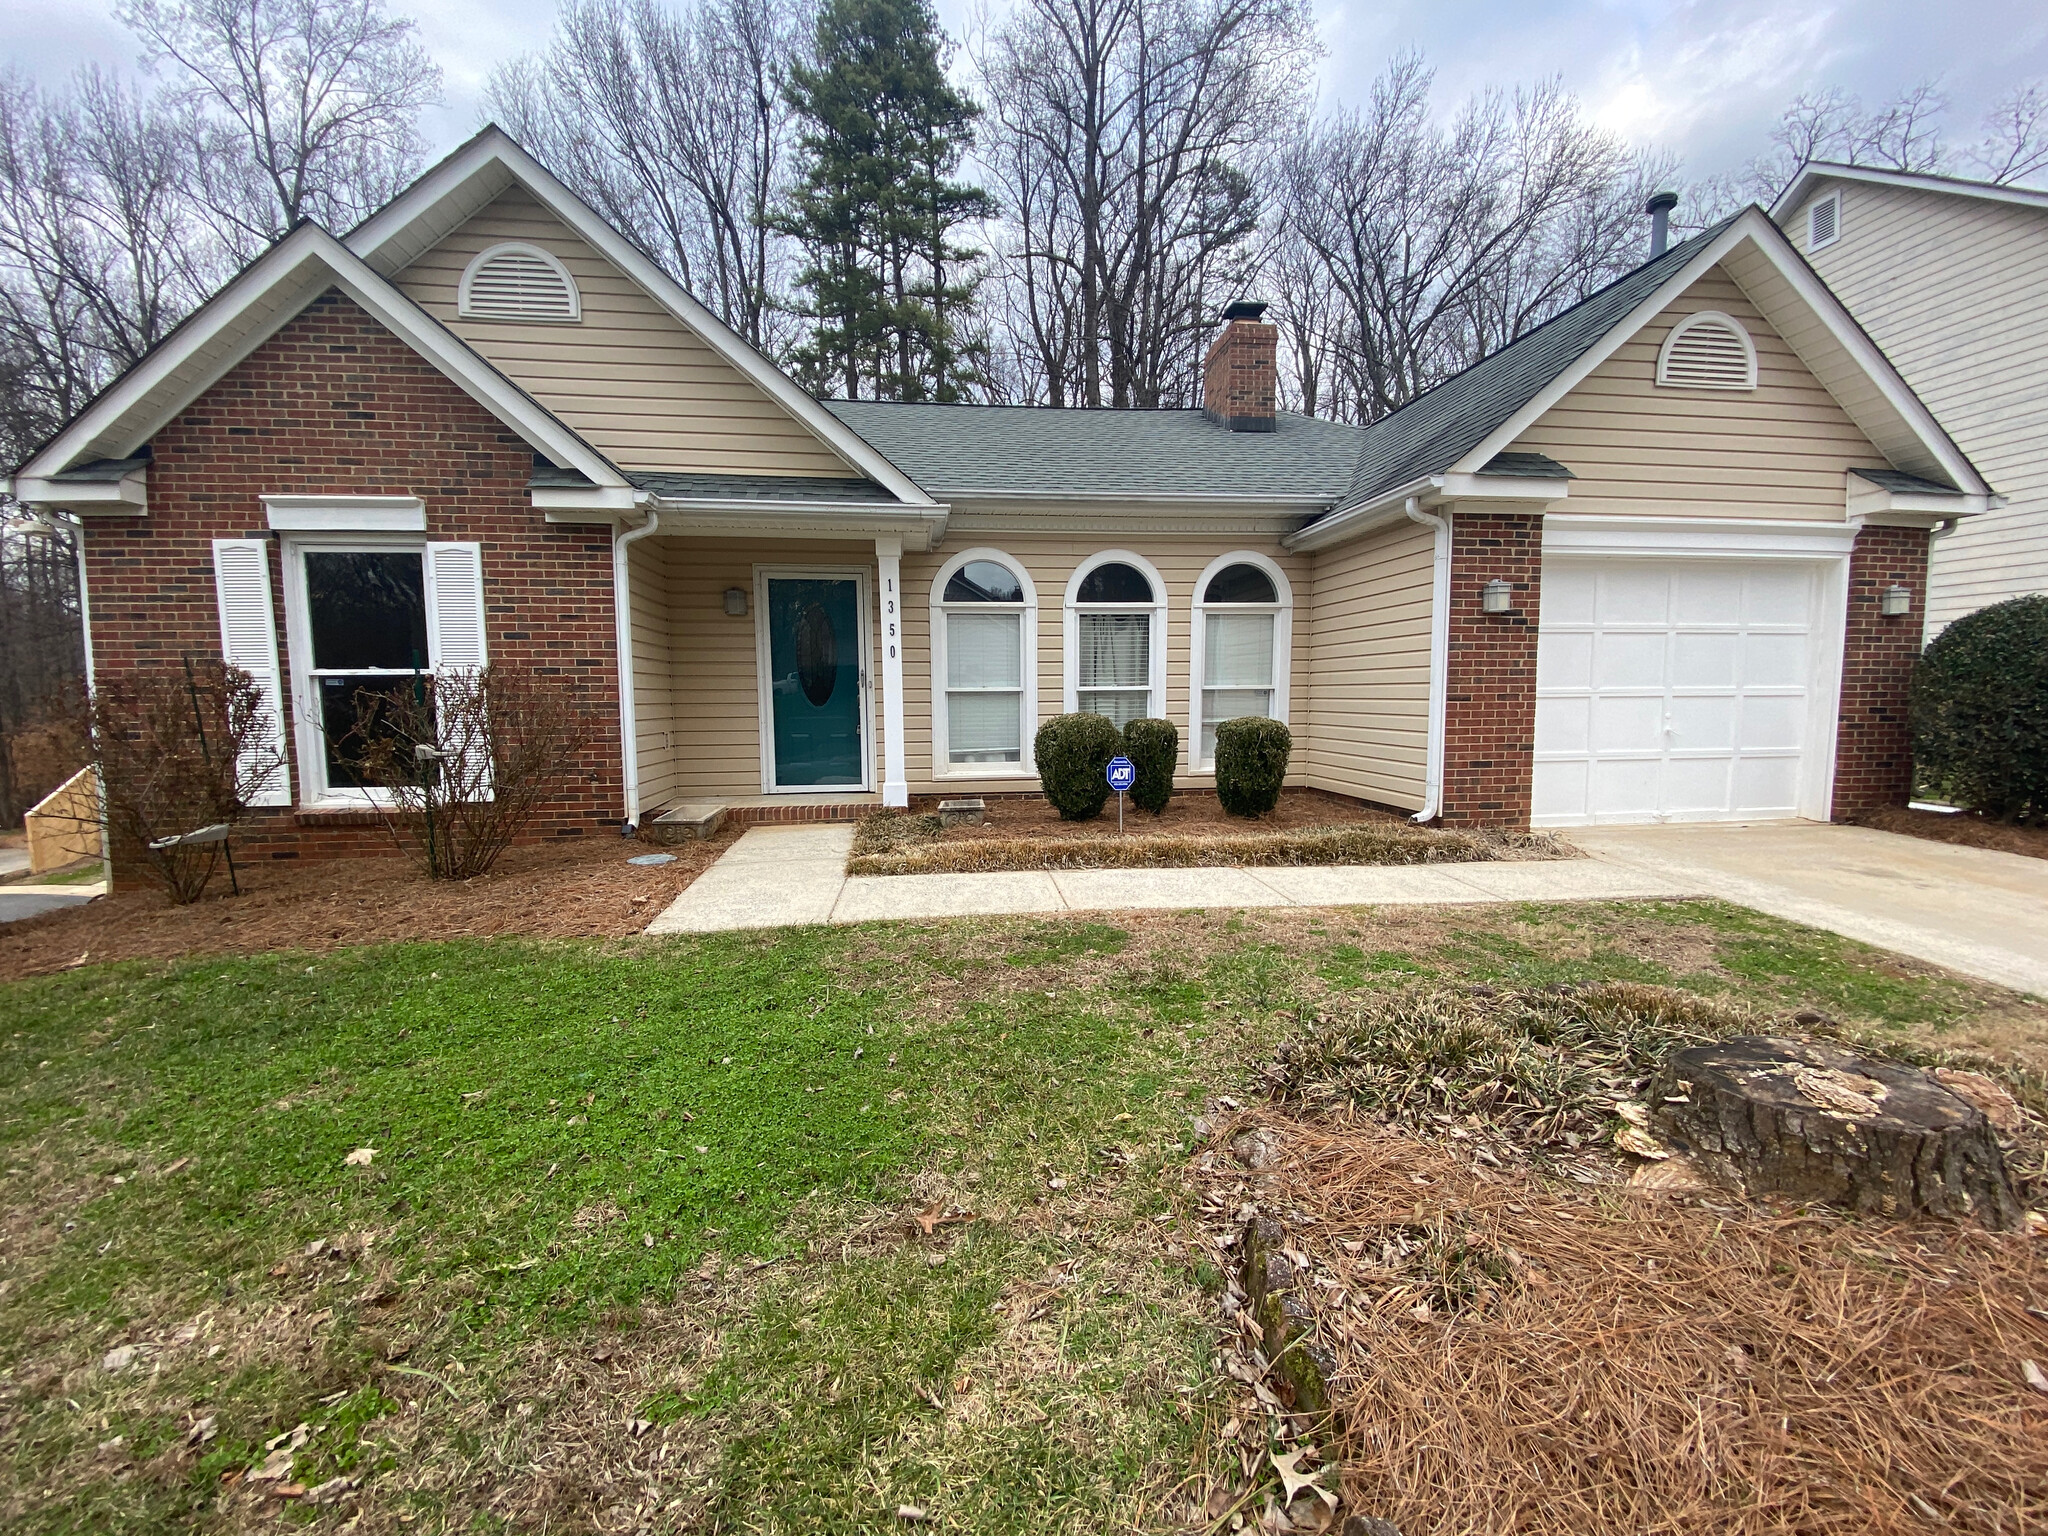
[1534,556,1823,827]
[1595,631,1668,688]
[1670,631,1739,687]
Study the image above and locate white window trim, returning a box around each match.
[1807,189,1842,252]
[263,495,425,532]
[929,548,1039,780]
[1655,310,1758,391]
[1188,551,1293,772]
[280,530,433,809]
[457,241,582,323]
[1062,549,1168,725]
[752,564,875,795]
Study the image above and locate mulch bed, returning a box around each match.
[1854,805,2048,862]
[0,831,737,979]
[911,787,1399,843]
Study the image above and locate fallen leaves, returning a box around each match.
[2025,1359,2048,1394]
[343,1147,375,1167]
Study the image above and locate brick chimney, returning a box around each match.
[1203,300,1276,432]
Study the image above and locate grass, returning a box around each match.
[15,864,106,888]
[847,810,1574,876]
[1,898,2042,1532]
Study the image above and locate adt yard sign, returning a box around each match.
[1106,756,1137,792]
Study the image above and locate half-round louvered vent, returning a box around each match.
[1656,311,1756,390]
[458,243,580,322]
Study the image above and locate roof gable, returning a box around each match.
[1773,162,2048,221]
[348,128,934,506]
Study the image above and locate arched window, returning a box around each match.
[931,550,1036,773]
[1064,552,1166,728]
[458,242,581,322]
[1191,553,1292,767]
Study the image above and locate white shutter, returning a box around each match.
[211,539,292,807]
[424,542,488,672]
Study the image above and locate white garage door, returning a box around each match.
[1533,558,1825,826]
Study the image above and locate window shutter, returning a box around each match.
[424,542,489,673]
[210,539,291,807]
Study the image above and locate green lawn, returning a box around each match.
[0,899,2038,1533]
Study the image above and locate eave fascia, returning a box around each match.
[1282,478,1438,552]
[6,470,148,515]
[641,497,951,552]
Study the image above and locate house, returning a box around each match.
[2,129,1995,856]
[1773,162,2046,632]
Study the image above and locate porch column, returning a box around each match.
[876,535,909,806]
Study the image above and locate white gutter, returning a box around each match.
[1406,496,1451,824]
[611,498,660,828]
[1281,475,1442,553]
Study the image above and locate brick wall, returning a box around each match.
[84,287,624,865]
[1831,524,1932,818]
[1439,510,1543,827]
[1201,318,1277,432]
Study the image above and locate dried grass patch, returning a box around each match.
[848,816,1575,876]
[1195,1110,2048,1535]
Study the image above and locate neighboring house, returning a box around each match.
[3,129,1995,854]
[1774,162,2048,632]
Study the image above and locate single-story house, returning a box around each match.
[4,130,1996,858]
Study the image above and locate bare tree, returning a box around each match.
[1966,82,2048,186]
[117,0,441,258]
[973,0,1318,409]
[488,0,806,351]
[1278,56,1648,423]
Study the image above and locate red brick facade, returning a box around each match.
[1201,316,1278,432]
[84,288,624,863]
[1830,524,1932,818]
[1439,510,1543,827]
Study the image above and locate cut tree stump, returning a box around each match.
[1647,1036,2022,1230]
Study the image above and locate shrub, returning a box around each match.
[1215,716,1291,817]
[1035,712,1121,820]
[343,663,597,878]
[1910,594,2048,824]
[1121,717,1178,814]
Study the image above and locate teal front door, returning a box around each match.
[764,575,866,788]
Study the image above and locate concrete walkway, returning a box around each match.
[642,823,1695,936]
[1572,821,2048,997]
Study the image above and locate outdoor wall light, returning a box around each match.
[724,587,749,617]
[1880,585,1912,617]
[1481,579,1515,615]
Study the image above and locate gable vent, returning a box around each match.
[1656,311,1757,391]
[458,243,580,322]
[1807,190,1841,251]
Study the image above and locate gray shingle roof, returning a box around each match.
[824,401,1364,501]
[1333,219,1733,513]
[628,471,894,502]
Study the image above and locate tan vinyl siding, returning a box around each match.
[1785,179,2048,628]
[1303,519,1433,811]
[627,537,681,809]
[1508,265,1888,520]
[394,186,856,478]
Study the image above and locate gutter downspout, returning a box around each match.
[612,499,660,830]
[1405,496,1451,824]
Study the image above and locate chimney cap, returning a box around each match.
[1643,190,1679,217]
[1221,299,1269,322]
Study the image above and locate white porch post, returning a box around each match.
[876,535,909,806]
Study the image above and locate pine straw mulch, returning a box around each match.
[1853,805,2048,862]
[1190,1109,2048,1536]
[0,831,737,980]
[850,799,1574,876]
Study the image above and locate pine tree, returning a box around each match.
[779,0,990,400]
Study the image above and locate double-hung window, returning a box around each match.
[1066,553,1165,728]
[932,551,1036,771]
[1191,555,1291,767]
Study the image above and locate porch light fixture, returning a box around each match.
[1880,585,1912,617]
[723,586,749,617]
[1481,579,1515,615]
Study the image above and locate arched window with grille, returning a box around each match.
[930,549,1037,774]
[1190,553,1292,767]
[1064,551,1166,728]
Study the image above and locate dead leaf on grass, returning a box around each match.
[343,1147,375,1167]
[2024,1359,2048,1394]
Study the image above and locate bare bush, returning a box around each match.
[340,663,596,880]
[77,659,285,903]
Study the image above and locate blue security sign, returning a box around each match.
[1106,755,1137,792]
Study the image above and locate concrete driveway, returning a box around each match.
[1569,821,2048,996]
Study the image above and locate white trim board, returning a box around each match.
[264,495,427,532]
[1541,514,1862,561]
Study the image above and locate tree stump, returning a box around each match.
[1647,1036,2022,1230]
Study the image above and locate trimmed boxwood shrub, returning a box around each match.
[1121,718,1179,814]
[1035,712,1121,820]
[1215,716,1291,817]
[1910,594,2048,824]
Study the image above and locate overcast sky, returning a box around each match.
[7,0,2045,189]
